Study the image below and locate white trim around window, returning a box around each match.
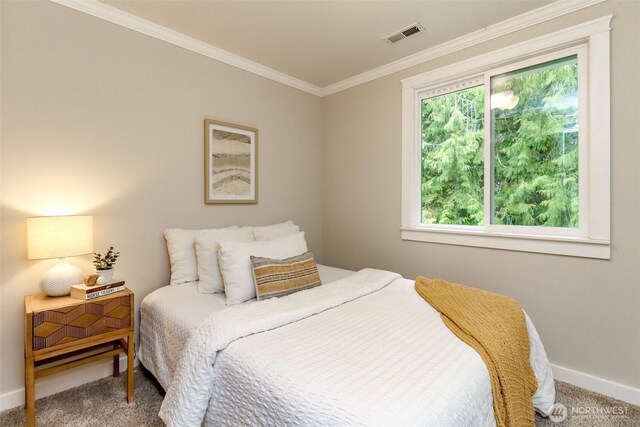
[401,16,612,259]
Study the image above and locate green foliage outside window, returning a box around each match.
[421,55,579,228]
[421,86,484,225]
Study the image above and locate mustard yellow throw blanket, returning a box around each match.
[415,277,537,427]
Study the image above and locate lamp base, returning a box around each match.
[40,262,83,296]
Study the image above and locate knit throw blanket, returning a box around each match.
[415,277,538,427]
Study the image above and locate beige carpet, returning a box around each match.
[0,369,638,426]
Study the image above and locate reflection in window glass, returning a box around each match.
[491,56,579,227]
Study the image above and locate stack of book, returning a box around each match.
[70,280,126,300]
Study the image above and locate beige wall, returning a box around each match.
[1,0,638,410]
[0,1,323,399]
[322,0,640,390]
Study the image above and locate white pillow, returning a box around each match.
[218,231,308,305]
[164,226,237,285]
[253,224,300,241]
[195,228,254,294]
[241,220,294,235]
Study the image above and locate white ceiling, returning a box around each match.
[99,0,553,87]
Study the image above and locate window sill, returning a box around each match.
[401,226,610,259]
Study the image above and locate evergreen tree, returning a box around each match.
[421,56,579,228]
[421,86,484,225]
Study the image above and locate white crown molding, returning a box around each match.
[321,0,606,96]
[400,15,612,88]
[50,0,605,98]
[49,0,322,96]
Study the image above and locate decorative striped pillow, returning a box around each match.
[251,251,322,300]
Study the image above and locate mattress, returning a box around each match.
[138,264,355,389]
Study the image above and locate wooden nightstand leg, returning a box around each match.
[126,331,134,403]
[25,357,35,427]
[113,342,120,377]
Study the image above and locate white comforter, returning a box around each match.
[159,269,555,426]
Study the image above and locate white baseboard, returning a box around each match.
[2,357,637,412]
[0,355,139,413]
[552,363,640,406]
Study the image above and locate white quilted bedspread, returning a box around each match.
[139,282,228,390]
[159,269,555,427]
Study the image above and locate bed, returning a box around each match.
[138,264,354,392]
[139,265,555,427]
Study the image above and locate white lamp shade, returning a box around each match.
[27,215,93,259]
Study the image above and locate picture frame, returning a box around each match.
[204,119,258,204]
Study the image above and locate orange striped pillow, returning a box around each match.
[251,251,322,300]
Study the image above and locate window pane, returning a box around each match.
[421,86,484,225]
[491,55,579,228]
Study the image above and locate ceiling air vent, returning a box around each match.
[384,23,425,44]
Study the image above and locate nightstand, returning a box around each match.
[24,288,134,427]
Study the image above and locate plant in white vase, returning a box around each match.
[93,246,120,283]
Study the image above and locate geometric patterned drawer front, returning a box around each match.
[33,296,131,350]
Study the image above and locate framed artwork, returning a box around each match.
[204,119,258,204]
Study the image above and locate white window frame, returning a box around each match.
[401,16,612,259]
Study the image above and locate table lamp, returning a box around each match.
[27,215,94,296]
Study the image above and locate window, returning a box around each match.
[491,55,579,230]
[402,17,611,259]
[421,83,484,226]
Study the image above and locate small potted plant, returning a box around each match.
[93,246,120,282]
